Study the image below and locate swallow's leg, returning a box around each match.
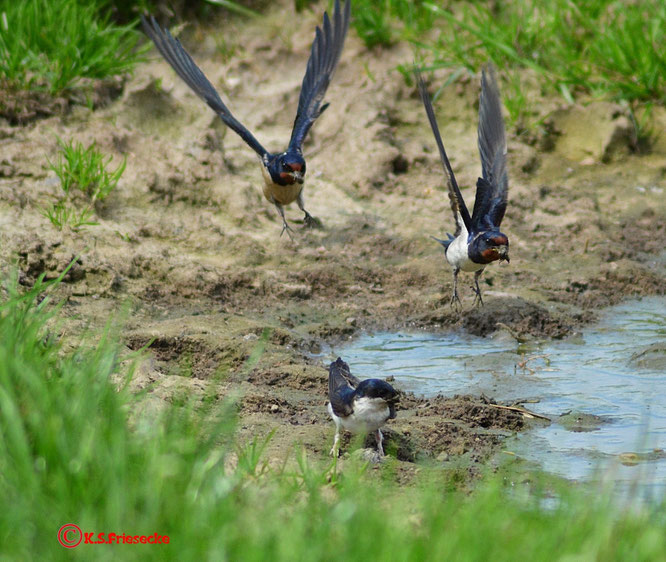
[375,429,384,456]
[330,429,341,457]
[450,268,462,311]
[273,201,294,240]
[297,191,322,229]
[472,270,484,307]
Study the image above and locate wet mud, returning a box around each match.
[1,2,665,480]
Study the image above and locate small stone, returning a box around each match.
[345,316,357,326]
[270,404,279,413]
[436,452,449,462]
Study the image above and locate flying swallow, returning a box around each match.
[417,66,510,307]
[327,357,399,458]
[141,1,350,238]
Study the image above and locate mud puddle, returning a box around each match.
[337,296,666,498]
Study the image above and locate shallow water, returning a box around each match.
[338,297,666,498]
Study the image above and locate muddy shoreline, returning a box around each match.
[1,2,665,480]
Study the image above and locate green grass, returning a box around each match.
[1,268,666,560]
[42,137,125,230]
[352,0,436,48]
[420,0,666,106]
[353,0,665,131]
[48,138,126,201]
[0,0,140,95]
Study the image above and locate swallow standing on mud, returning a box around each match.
[141,0,350,237]
[327,357,399,458]
[417,66,510,307]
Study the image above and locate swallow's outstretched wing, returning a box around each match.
[141,15,268,159]
[472,65,508,230]
[416,71,472,237]
[288,0,350,151]
[328,357,359,417]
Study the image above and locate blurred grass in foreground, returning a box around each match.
[0,0,140,95]
[1,269,665,560]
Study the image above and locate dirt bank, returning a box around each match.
[1,2,664,479]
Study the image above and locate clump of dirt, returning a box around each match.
[630,342,666,371]
[557,411,612,433]
[248,363,326,391]
[420,394,525,431]
[0,86,69,125]
[461,297,572,338]
[0,77,125,125]
[386,393,528,466]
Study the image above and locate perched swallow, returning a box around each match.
[141,1,350,238]
[417,66,510,307]
[327,357,399,458]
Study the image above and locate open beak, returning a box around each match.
[498,245,510,263]
[291,171,304,184]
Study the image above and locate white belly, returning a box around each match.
[328,397,390,434]
[445,219,485,272]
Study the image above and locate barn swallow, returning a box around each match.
[327,357,399,458]
[417,66,510,307]
[141,0,350,238]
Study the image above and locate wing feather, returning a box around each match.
[288,0,350,150]
[416,71,471,236]
[473,64,508,229]
[142,15,268,158]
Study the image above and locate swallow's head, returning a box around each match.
[355,379,399,403]
[472,231,510,264]
[267,152,306,186]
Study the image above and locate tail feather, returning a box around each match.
[328,357,360,396]
[430,234,455,251]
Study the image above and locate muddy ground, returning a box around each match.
[1,3,664,481]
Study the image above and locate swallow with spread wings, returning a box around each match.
[142,1,350,238]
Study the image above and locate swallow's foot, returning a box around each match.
[330,432,341,457]
[472,274,484,307]
[280,221,295,241]
[303,212,323,230]
[449,291,462,312]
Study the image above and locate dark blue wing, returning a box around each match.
[328,357,359,417]
[142,15,268,159]
[472,65,508,229]
[416,71,472,236]
[288,0,350,151]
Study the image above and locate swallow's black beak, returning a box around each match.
[498,245,510,263]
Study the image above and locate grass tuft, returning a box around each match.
[353,0,436,48]
[0,0,140,96]
[42,137,126,231]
